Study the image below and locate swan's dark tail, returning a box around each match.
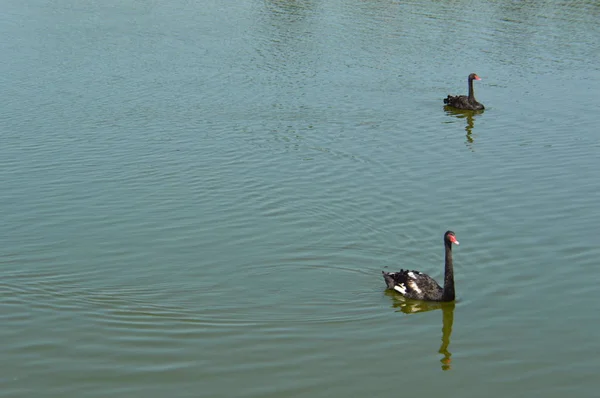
[382,271,396,289]
[443,95,453,104]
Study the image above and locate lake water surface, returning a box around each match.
[1,0,600,397]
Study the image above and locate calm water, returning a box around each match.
[1,0,600,397]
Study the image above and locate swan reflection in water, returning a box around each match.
[386,291,456,371]
[444,106,484,151]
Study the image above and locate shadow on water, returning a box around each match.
[443,106,484,151]
[386,291,456,371]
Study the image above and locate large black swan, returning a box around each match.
[444,74,484,110]
[382,231,459,302]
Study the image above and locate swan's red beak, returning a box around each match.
[474,75,481,81]
[449,235,460,245]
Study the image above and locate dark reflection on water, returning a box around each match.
[387,291,456,371]
[444,106,485,151]
[264,0,316,14]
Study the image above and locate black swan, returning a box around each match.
[382,231,459,302]
[444,74,484,110]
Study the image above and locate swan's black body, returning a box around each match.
[382,231,459,302]
[444,73,484,110]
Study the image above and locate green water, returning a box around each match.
[1,0,600,397]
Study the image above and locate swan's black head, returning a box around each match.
[444,231,459,246]
[468,73,481,81]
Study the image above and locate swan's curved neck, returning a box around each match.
[468,78,477,103]
[442,242,455,301]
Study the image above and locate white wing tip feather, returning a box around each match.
[393,283,407,295]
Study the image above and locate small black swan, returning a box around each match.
[444,74,484,110]
[382,231,459,302]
